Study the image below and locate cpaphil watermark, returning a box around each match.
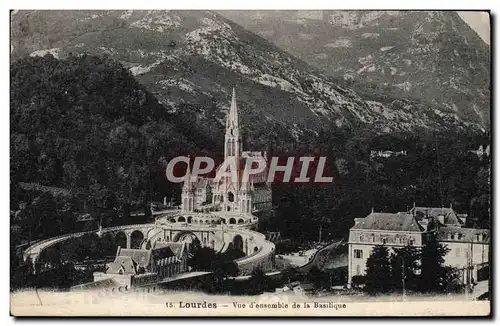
[165,155,333,186]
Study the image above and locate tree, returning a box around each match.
[187,238,202,269]
[280,266,300,284]
[307,265,330,289]
[220,247,245,261]
[11,257,36,290]
[247,267,273,295]
[390,245,421,292]
[364,245,392,294]
[419,234,450,293]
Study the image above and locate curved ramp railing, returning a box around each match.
[23,222,276,276]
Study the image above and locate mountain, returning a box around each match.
[10,54,207,192]
[219,10,490,127]
[10,10,485,149]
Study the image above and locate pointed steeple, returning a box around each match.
[224,88,241,161]
[226,88,239,136]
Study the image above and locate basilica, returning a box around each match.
[180,89,272,222]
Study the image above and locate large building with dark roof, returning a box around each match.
[347,207,490,287]
[92,241,188,288]
[348,212,426,283]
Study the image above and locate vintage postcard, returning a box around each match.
[10,10,491,317]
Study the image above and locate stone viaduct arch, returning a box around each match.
[23,216,276,276]
[115,231,127,249]
[130,230,144,249]
[233,234,244,251]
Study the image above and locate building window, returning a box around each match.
[456,248,460,258]
[409,239,414,246]
[354,249,363,259]
[356,265,361,276]
[382,237,387,245]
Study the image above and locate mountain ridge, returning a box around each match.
[10,10,486,147]
[219,10,490,127]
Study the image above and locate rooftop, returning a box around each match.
[410,206,464,226]
[436,227,490,243]
[106,256,137,274]
[352,212,424,232]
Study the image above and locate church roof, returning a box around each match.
[117,248,151,268]
[352,212,424,232]
[106,256,138,275]
[106,242,187,275]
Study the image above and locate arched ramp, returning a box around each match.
[130,230,144,249]
[233,234,244,251]
[115,232,127,249]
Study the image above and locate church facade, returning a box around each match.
[180,89,272,220]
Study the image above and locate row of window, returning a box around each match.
[355,248,472,261]
[445,233,487,242]
[354,234,415,246]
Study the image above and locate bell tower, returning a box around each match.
[218,88,242,212]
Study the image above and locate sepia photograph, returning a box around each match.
[9,8,491,317]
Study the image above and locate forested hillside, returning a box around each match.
[265,129,490,242]
[11,55,490,245]
[10,54,213,225]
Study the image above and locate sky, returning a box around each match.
[457,11,490,44]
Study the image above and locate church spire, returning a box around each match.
[226,88,239,136]
[224,88,241,160]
